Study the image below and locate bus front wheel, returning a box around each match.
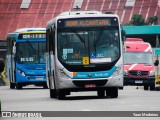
[57,90,66,100]
[43,83,48,89]
[50,89,57,98]
[97,90,105,97]
[10,81,15,89]
[16,83,22,90]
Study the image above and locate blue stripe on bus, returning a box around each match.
[73,66,116,79]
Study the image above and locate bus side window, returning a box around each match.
[6,38,10,56]
[7,37,15,56]
[46,29,50,53]
[48,28,55,55]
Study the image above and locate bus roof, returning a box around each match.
[7,28,46,39]
[15,28,46,33]
[47,10,119,28]
[58,10,102,16]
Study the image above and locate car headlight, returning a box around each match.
[112,65,123,77]
[17,69,26,77]
[58,69,70,79]
[149,70,155,76]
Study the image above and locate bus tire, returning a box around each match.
[97,90,105,97]
[50,89,57,98]
[144,85,148,90]
[16,83,22,90]
[10,81,15,89]
[43,83,48,89]
[106,87,118,98]
[57,90,65,100]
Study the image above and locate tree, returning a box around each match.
[147,16,158,25]
[131,14,145,25]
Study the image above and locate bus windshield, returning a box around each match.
[124,52,153,65]
[16,42,46,64]
[57,28,120,66]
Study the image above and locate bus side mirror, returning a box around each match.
[121,30,126,42]
[0,58,4,72]
[154,60,159,66]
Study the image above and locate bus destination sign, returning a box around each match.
[19,33,46,39]
[65,19,111,27]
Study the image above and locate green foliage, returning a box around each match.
[131,14,145,25]
[147,16,158,25]
[123,14,159,26]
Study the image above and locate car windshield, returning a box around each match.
[16,42,46,64]
[124,52,153,65]
[57,28,120,66]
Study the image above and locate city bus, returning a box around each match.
[46,11,125,99]
[6,28,47,89]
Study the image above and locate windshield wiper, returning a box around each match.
[95,29,104,45]
[26,40,36,52]
[94,29,104,52]
[71,30,86,52]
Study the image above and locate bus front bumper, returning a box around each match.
[55,74,123,90]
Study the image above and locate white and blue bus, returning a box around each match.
[6,28,47,89]
[46,11,124,99]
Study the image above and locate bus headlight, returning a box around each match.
[17,69,26,77]
[58,69,70,79]
[112,65,122,77]
[149,70,155,76]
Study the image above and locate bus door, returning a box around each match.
[47,28,56,89]
[12,41,17,83]
[7,38,16,83]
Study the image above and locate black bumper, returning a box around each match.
[124,76,155,86]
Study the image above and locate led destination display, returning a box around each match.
[65,19,111,27]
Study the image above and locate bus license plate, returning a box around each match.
[84,84,96,88]
[135,80,143,83]
[36,78,43,80]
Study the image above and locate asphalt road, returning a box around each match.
[0,86,160,120]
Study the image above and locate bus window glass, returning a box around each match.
[16,42,46,64]
[57,28,120,65]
